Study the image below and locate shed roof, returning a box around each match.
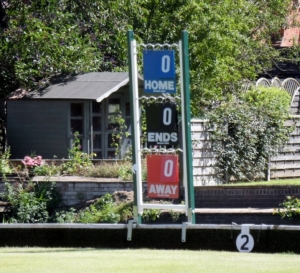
[9,72,143,102]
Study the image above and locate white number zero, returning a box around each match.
[163,107,172,126]
[164,159,174,177]
[161,55,170,73]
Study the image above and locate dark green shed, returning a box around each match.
[6,72,144,159]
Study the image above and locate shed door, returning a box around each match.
[105,97,122,159]
[91,95,131,159]
[91,101,103,159]
[69,101,90,153]
[70,96,130,159]
[91,97,123,159]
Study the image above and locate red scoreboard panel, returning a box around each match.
[147,154,179,198]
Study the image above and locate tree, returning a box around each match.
[176,0,293,115]
[0,0,295,116]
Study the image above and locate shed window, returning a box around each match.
[70,103,83,134]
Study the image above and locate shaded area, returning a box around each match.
[0,228,299,254]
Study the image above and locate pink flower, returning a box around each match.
[22,155,43,168]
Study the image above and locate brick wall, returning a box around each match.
[195,186,300,208]
[2,179,300,208]
[56,181,139,206]
[0,179,147,207]
[2,179,300,225]
[195,213,300,225]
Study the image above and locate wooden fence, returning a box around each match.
[191,119,220,186]
[191,117,300,186]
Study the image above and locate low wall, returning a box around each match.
[1,177,299,208]
[1,226,300,253]
[195,186,300,208]
[1,177,300,225]
[0,177,147,207]
[0,225,300,253]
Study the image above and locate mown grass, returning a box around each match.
[0,248,299,273]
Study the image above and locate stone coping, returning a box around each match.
[194,208,275,214]
[31,176,124,183]
[0,206,276,214]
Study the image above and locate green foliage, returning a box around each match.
[60,132,93,175]
[242,87,291,119]
[0,181,61,223]
[276,196,300,220]
[110,112,129,158]
[0,0,294,117]
[53,194,134,224]
[177,0,292,115]
[77,161,120,178]
[142,209,161,222]
[78,194,120,223]
[207,87,293,182]
[169,210,181,222]
[114,202,134,223]
[33,161,61,176]
[118,161,133,181]
[0,147,14,176]
[54,208,78,223]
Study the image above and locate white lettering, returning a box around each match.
[155,132,163,142]
[149,184,156,194]
[164,185,171,195]
[145,80,152,89]
[148,132,155,142]
[148,132,178,144]
[171,132,178,142]
[171,185,178,194]
[168,81,174,90]
[152,81,158,89]
[158,81,168,90]
[148,184,178,196]
[156,184,165,194]
[145,80,175,91]
[163,133,171,142]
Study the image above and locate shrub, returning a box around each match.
[0,147,14,176]
[54,208,78,223]
[77,161,120,178]
[60,131,93,175]
[0,181,61,223]
[207,86,293,182]
[276,196,300,220]
[118,161,133,181]
[115,202,133,223]
[33,161,61,176]
[78,194,120,223]
[142,209,161,222]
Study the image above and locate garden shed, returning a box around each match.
[5,72,144,159]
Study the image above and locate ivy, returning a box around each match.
[276,196,300,220]
[207,87,293,182]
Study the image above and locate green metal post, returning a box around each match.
[181,30,196,224]
[127,30,141,224]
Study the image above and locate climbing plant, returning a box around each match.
[207,87,293,182]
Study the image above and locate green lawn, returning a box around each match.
[0,248,299,273]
